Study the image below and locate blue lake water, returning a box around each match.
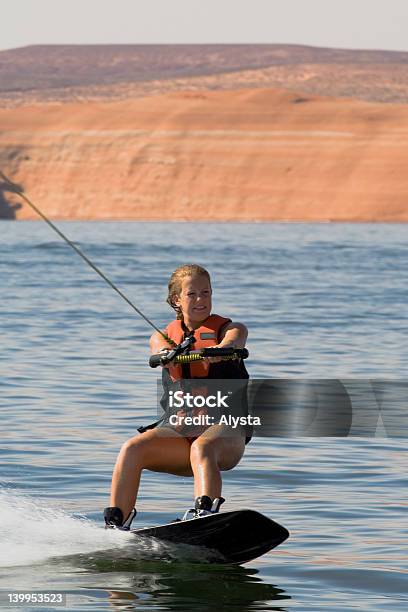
[0,221,407,611]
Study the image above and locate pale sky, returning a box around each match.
[1,0,408,53]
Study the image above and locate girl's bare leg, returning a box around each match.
[190,425,246,500]
[110,427,192,520]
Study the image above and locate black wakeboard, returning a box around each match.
[130,509,289,564]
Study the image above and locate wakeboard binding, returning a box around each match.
[179,495,225,521]
[104,506,137,530]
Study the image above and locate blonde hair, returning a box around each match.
[167,264,211,320]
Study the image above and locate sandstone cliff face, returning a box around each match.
[1,88,408,221]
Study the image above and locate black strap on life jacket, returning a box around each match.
[180,322,195,379]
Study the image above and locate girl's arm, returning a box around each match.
[149,330,174,354]
[217,322,248,349]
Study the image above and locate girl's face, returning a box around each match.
[174,274,212,325]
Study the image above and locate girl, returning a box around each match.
[104,264,250,529]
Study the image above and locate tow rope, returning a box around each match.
[0,170,176,346]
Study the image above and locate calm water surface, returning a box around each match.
[1,222,407,611]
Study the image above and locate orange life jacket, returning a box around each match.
[165,314,231,381]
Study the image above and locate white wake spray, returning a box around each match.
[0,488,131,568]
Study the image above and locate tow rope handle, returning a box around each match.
[149,347,249,368]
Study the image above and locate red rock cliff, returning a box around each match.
[1,88,408,221]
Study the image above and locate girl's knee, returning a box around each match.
[190,437,218,462]
[121,433,154,461]
[190,436,245,470]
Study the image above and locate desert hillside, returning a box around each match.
[1,44,408,105]
[1,87,407,221]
